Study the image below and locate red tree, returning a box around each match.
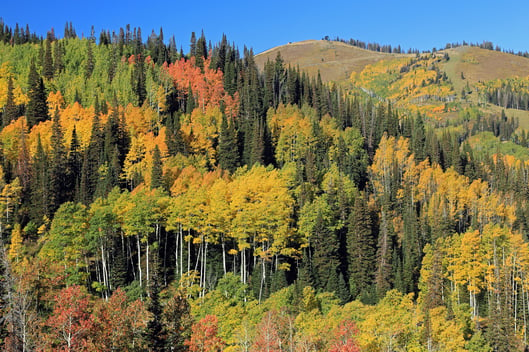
[185,314,225,352]
[45,285,94,351]
[328,320,360,352]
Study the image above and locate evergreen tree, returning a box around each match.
[165,112,186,156]
[42,35,54,80]
[217,114,239,172]
[145,263,165,351]
[53,40,64,74]
[80,114,104,205]
[151,145,163,190]
[66,126,82,202]
[49,110,67,213]
[30,136,51,223]
[195,31,207,70]
[347,194,376,299]
[189,32,196,57]
[110,235,128,290]
[26,62,49,127]
[412,113,426,161]
[132,54,146,106]
[85,40,94,80]
[270,269,287,294]
[3,76,17,127]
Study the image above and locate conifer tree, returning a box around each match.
[66,126,82,202]
[49,110,67,213]
[217,114,239,172]
[80,114,104,204]
[145,263,165,351]
[347,194,376,299]
[3,76,17,127]
[85,40,94,80]
[26,62,49,127]
[53,40,64,74]
[30,136,51,222]
[189,32,196,57]
[43,34,54,80]
[151,145,163,190]
[195,31,207,71]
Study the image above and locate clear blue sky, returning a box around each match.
[2,0,529,54]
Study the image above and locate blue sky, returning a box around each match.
[2,0,529,54]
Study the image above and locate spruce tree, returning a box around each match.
[85,40,94,80]
[189,32,196,57]
[217,114,239,172]
[49,110,67,213]
[42,35,54,80]
[151,145,163,190]
[26,62,49,127]
[53,40,64,74]
[145,262,165,351]
[3,76,17,127]
[347,194,376,299]
[30,136,50,223]
[195,31,207,70]
[66,126,82,202]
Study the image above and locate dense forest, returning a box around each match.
[1,20,529,351]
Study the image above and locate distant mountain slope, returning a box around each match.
[255,40,404,82]
[442,46,529,85]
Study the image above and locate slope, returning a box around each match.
[255,40,405,82]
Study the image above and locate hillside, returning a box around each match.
[3,22,529,351]
[255,39,403,82]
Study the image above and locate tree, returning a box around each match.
[145,265,164,351]
[3,76,18,127]
[347,194,376,299]
[29,136,51,223]
[217,114,239,173]
[185,315,224,352]
[25,62,48,127]
[42,36,54,80]
[328,320,360,352]
[49,110,67,213]
[150,145,163,190]
[44,285,94,351]
[163,291,192,351]
[85,40,94,80]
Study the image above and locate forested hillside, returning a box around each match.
[1,21,529,351]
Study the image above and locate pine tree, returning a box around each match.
[412,113,426,161]
[133,54,146,106]
[189,32,196,57]
[53,40,64,74]
[145,263,165,351]
[42,34,54,80]
[66,126,82,202]
[347,194,376,299]
[80,114,104,205]
[49,110,67,213]
[26,62,49,127]
[3,76,17,126]
[217,114,239,172]
[85,40,94,80]
[195,31,207,71]
[30,136,51,223]
[151,145,163,190]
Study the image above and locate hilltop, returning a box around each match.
[255,39,404,82]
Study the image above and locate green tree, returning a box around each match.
[151,145,163,190]
[217,114,239,173]
[42,36,54,80]
[3,76,17,127]
[50,110,67,213]
[25,62,48,127]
